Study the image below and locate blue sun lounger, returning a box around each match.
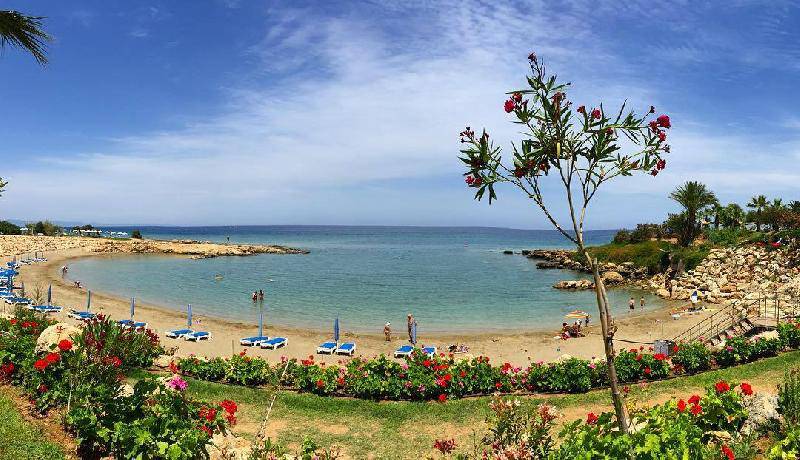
[118,319,148,329]
[166,328,193,339]
[335,342,356,356]
[68,310,96,320]
[184,331,211,341]
[316,341,337,354]
[29,305,62,314]
[4,296,31,305]
[393,345,413,358]
[260,337,287,349]
[394,345,437,358]
[240,336,270,346]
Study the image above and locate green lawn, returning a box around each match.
[135,351,800,459]
[0,393,65,460]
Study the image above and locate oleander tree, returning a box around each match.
[458,53,672,433]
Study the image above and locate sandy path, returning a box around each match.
[6,247,712,365]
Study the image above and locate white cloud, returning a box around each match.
[3,1,799,227]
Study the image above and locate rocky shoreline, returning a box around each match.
[521,249,648,290]
[0,235,309,259]
[514,243,800,307]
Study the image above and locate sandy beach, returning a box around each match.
[4,236,711,365]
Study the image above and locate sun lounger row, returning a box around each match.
[165,328,212,342]
[316,341,356,356]
[394,345,437,358]
[238,335,288,349]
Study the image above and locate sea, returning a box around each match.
[65,226,660,333]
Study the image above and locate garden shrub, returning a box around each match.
[714,336,754,367]
[778,321,800,349]
[74,315,164,368]
[671,342,712,374]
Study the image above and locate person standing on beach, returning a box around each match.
[407,313,415,342]
[628,297,635,312]
[383,322,392,341]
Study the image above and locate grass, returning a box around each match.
[0,392,65,460]
[576,240,711,272]
[130,351,800,459]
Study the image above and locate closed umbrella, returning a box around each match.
[411,321,417,345]
[20,281,25,297]
[187,304,193,328]
[334,317,340,344]
[130,298,135,319]
[86,290,92,311]
[257,303,264,338]
[47,284,52,305]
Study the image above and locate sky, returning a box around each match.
[2,0,800,229]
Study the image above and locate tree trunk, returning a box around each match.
[585,253,630,434]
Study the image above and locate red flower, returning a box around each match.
[219,399,238,414]
[658,131,666,142]
[438,393,447,403]
[657,115,671,129]
[644,367,651,375]
[504,99,516,113]
[586,412,598,425]
[715,381,731,393]
[34,359,48,371]
[169,361,179,374]
[0,362,14,376]
[656,159,666,170]
[199,425,213,437]
[495,381,503,389]
[38,384,48,393]
[653,353,667,361]
[423,359,432,368]
[740,382,753,396]
[688,394,701,405]
[57,339,73,352]
[465,175,475,185]
[577,105,586,114]
[650,169,659,176]
[591,108,601,120]
[677,399,687,413]
[459,370,466,378]
[512,92,522,102]
[107,356,122,368]
[635,354,642,361]
[316,379,325,389]
[9,319,17,325]
[672,345,680,353]
[433,438,457,455]
[721,444,735,460]
[690,404,702,416]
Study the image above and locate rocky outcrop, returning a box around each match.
[526,249,647,289]
[553,279,594,290]
[640,245,800,304]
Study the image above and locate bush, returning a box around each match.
[778,321,800,349]
[778,368,800,428]
[74,315,164,368]
[131,229,143,239]
[713,336,754,367]
[26,220,61,236]
[612,229,631,244]
[629,223,663,243]
[0,220,21,235]
[705,228,753,246]
[671,342,712,374]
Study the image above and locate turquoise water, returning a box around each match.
[66,226,660,333]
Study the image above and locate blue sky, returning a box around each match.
[2,0,800,228]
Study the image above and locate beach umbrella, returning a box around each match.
[334,317,340,343]
[187,304,193,328]
[86,290,92,311]
[257,303,264,338]
[411,321,417,345]
[130,297,135,319]
[20,282,24,297]
[47,284,52,305]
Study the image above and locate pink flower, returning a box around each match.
[167,375,188,391]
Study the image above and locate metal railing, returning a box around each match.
[672,299,755,343]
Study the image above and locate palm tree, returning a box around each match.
[0,10,51,65]
[721,203,744,229]
[789,200,800,213]
[669,181,718,246]
[747,195,768,232]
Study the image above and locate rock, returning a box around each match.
[602,271,624,284]
[656,288,670,298]
[553,279,593,290]
[741,393,782,436]
[502,250,514,255]
[209,432,252,460]
[153,355,174,369]
[752,330,780,341]
[36,323,81,353]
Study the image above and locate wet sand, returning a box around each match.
[6,246,711,365]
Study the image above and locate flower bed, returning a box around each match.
[174,320,800,402]
[0,309,239,458]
